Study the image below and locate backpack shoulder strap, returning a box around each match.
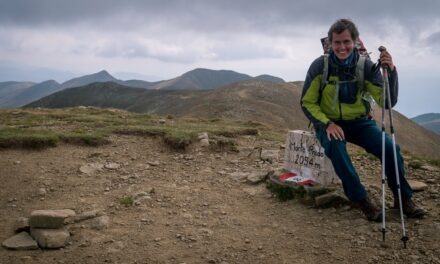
[320,54,329,93]
[356,56,366,92]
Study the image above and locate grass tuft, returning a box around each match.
[118,196,134,207]
[0,128,58,149]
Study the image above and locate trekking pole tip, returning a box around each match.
[401,236,409,249]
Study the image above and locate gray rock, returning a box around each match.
[38,188,47,196]
[2,232,39,250]
[15,217,30,233]
[104,162,121,170]
[246,171,268,184]
[66,210,100,224]
[29,209,76,229]
[260,149,279,163]
[407,180,428,192]
[79,163,104,175]
[147,161,160,166]
[31,228,70,249]
[198,132,209,140]
[90,215,110,230]
[315,192,349,208]
[228,172,249,181]
[200,138,210,147]
[420,165,439,172]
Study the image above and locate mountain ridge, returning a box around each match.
[411,113,440,134]
[0,68,285,108]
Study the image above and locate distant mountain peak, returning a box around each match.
[96,69,111,75]
[61,70,118,89]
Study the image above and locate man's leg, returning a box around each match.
[346,119,412,199]
[315,128,367,202]
[347,119,425,218]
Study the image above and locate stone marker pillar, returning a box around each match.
[283,130,340,185]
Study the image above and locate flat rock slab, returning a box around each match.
[30,209,76,229]
[31,228,70,249]
[408,180,428,192]
[2,232,39,250]
[79,163,104,175]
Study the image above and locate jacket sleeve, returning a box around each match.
[301,56,331,129]
[364,60,399,109]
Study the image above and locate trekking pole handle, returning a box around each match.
[378,46,390,71]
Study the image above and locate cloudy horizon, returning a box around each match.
[1,0,439,117]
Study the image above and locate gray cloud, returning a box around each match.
[1,0,439,34]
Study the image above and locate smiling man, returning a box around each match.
[300,18,425,221]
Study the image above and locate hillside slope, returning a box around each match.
[25,81,440,159]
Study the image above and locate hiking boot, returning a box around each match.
[357,198,382,222]
[394,197,426,218]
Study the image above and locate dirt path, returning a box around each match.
[1,135,439,264]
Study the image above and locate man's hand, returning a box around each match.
[379,48,395,71]
[326,123,345,141]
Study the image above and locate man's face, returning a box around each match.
[331,29,354,60]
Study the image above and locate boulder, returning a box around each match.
[30,228,70,249]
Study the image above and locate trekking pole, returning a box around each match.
[379,46,409,248]
[380,55,387,242]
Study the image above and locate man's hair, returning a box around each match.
[328,19,359,43]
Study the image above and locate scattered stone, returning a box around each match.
[260,149,279,163]
[246,171,269,184]
[15,217,30,233]
[408,180,428,192]
[198,132,209,140]
[228,172,249,181]
[420,165,439,172]
[29,209,76,229]
[79,163,104,175]
[2,232,39,250]
[38,188,47,196]
[200,138,210,147]
[134,192,151,205]
[30,228,70,249]
[105,163,121,170]
[147,161,160,166]
[90,215,110,230]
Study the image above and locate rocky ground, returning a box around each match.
[1,134,439,264]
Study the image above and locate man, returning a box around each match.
[301,19,425,221]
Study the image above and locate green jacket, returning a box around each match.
[301,50,399,129]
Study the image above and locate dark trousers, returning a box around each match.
[316,118,413,202]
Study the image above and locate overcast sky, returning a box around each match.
[0,0,439,117]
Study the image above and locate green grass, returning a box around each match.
[118,196,134,207]
[60,131,110,146]
[0,108,282,150]
[0,127,59,149]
